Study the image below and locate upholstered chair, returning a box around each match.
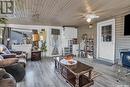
[0,56,16,87]
[0,69,16,87]
[0,55,25,82]
[0,44,26,67]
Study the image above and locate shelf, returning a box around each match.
[85,38,94,58]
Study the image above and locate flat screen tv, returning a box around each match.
[124,14,130,35]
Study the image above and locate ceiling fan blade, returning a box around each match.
[85,13,99,19]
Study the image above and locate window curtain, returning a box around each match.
[0,28,4,44]
[2,27,11,48]
[51,35,59,55]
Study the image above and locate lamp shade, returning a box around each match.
[32,34,39,41]
[39,31,46,41]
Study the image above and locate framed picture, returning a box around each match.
[0,1,14,14]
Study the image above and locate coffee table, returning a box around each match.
[54,57,94,87]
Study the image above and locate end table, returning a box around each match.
[31,51,41,61]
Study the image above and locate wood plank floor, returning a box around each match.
[17,57,130,87]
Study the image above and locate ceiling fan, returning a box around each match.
[83,0,99,23]
[85,13,99,23]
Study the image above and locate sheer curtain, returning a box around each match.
[51,35,59,55]
[0,28,4,44]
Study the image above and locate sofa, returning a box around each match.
[0,69,16,87]
[0,44,26,82]
[0,44,27,67]
[0,55,17,87]
[12,44,32,59]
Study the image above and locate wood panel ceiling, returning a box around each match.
[0,0,130,26]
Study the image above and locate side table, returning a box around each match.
[31,51,41,61]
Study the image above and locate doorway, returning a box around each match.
[97,19,115,63]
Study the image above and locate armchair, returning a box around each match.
[0,69,16,87]
[0,53,26,82]
[0,56,17,87]
[1,54,26,68]
[0,44,26,67]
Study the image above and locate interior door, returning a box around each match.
[97,19,115,63]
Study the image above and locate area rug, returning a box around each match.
[84,70,103,79]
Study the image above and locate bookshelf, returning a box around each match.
[85,38,94,58]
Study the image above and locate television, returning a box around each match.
[124,14,130,35]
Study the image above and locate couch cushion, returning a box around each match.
[1,54,16,59]
[0,58,18,67]
[0,73,16,87]
[0,68,6,80]
[5,63,25,82]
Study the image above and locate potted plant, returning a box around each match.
[41,41,47,57]
[0,18,8,24]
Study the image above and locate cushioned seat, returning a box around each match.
[0,44,27,67]
[0,56,16,87]
[0,69,16,87]
[1,54,26,68]
[0,54,25,82]
[0,71,16,87]
[4,63,25,82]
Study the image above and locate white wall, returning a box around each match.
[46,27,77,57]
[45,27,63,57]
[61,27,77,54]
[115,12,130,59]
[62,27,77,48]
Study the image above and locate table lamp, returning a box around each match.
[32,32,39,50]
[32,33,39,41]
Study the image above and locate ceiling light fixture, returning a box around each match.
[85,13,99,23]
[88,23,93,29]
[86,18,91,23]
[32,13,40,22]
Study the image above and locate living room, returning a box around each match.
[0,0,130,87]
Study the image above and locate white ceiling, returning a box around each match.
[0,0,130,26]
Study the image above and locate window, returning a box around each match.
[101,25,112,42]
[11,29,32,45]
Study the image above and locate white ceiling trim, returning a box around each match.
[0,24,63,30]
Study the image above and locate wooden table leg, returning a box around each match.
[75,75,79,87]
[54,59,57,70]
[60,64,63,74]
[89,70,92,79]
[55,59,59,71]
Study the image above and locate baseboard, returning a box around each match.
[95,58,114,66]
